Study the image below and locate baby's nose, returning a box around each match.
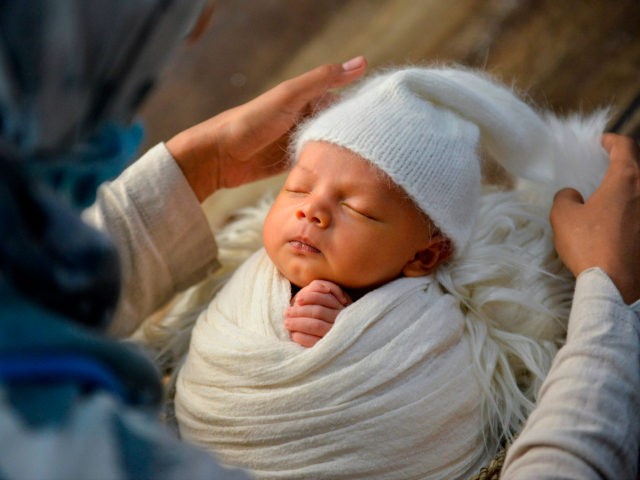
[296,203,330,227]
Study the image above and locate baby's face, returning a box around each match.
[263,141,435,290]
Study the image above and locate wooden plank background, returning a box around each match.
[139,0,639,188]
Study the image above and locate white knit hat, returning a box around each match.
[293,67,562,256]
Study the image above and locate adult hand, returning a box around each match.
[550,133,640,303]
[285,280,352,348]
[166,57,367,202]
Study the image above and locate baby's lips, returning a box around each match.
[289,238,321,254]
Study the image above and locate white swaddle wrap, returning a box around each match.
[176,249,489,479]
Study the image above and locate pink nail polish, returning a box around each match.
[342,56,364,71]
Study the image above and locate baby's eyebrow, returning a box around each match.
[288,163,318,182]
[292,163,312,174]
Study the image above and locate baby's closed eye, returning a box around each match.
[284,188,308,196]
[341,201,380,221]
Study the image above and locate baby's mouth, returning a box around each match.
[288,239,321,254]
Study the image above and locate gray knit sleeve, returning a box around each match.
[502,267,640,479]
[84,143,219,337]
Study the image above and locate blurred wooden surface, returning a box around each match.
[140,0,640,150]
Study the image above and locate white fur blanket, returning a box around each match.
[175,248,491,479]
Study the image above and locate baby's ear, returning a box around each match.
[402,236,453,277]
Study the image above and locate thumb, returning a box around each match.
[553,187,584,205]
[550,187,584,227]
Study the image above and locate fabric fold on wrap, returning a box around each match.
[176,249,490,479]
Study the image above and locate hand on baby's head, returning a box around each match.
[285,279,351,348]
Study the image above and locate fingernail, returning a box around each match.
[342,56,365,71]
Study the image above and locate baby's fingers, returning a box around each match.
[286,305,337,327]
[284,311,334,342]
[293,290,344,309]
[290,332,322,348]
[296,279,352,306]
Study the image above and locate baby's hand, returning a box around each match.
[285,280,352,348]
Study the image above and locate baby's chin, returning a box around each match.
[280,267,338,290]
[266,254,328,288]
[265,250,391,293]
[284,271,328,289]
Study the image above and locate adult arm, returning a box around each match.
[501,268,640,478]
[502,134,640,478]
[84,144,212,337]
[85,58,367,337]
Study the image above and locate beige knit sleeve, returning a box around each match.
[502,267,640,479]
[84,143,219,337]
